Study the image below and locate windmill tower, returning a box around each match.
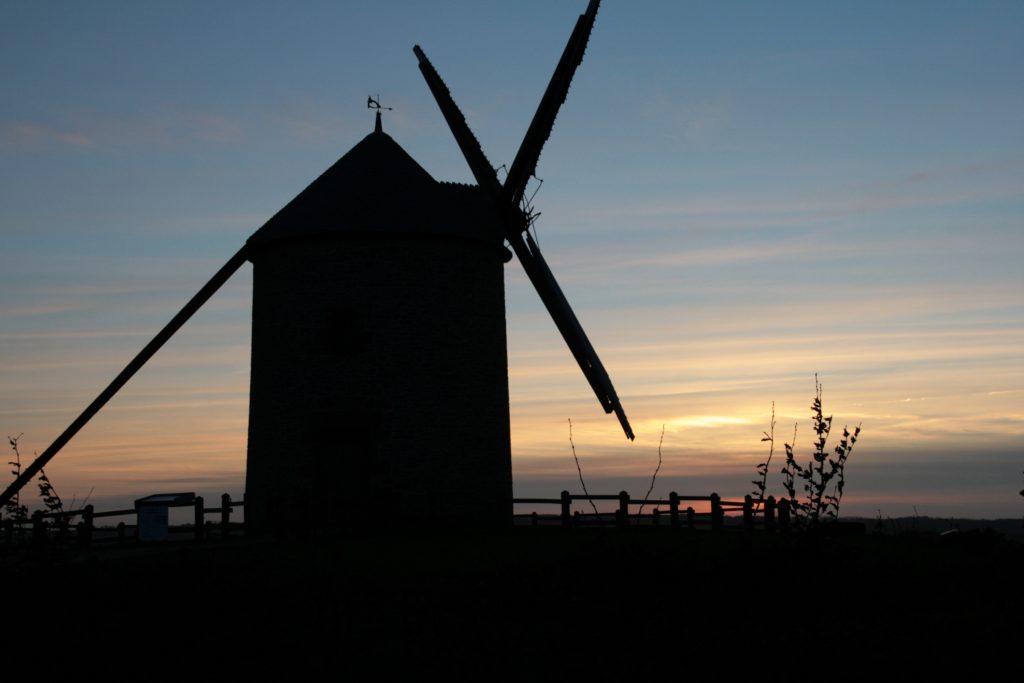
[244,115,513,530]
[247,0,629,530]
[0,0,630,529]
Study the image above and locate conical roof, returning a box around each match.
[248,127,500,249]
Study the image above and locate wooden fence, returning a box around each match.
[2,491,795,548]
[1,493,244,548]
[513,492,792,531]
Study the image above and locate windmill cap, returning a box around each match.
[247,129,501,249]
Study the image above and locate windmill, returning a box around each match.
[0,0,629,529]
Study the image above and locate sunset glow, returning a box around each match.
[2,2,1022,519]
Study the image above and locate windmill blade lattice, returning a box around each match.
[413,45,503,199]
[414,0,634,440]
[502,0,600,209]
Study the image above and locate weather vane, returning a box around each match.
[367,95,392,112]
[367,95,392,133]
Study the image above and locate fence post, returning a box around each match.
[669,492,680,529]
[242,492,249,537]
[81,504,94,549]
[221,493,232,537]
[574,510,581,527]
[617,491,630,528]
[743,495,754,532]
[778,497,790,533]
[710,493,723,532]
[560,490,572,527]
[686,506,695,530]
[765,496,777,532]
[653,509,660,527]
[117,521,127,543]
[194,496,205,541]
[531,511,538,527]
[32,510,45,544]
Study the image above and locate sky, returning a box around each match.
[1,1,1022,520]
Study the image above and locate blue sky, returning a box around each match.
[2,1,1022,518]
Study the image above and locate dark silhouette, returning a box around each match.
[413,0,632,441]
[0,0,628,533]
[244,115,512,531]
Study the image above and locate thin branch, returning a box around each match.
[752,402,776,513]
[79,486,94,510]
[636,424,665,522]
[568,418,599,517]
[5,434,28,524]
[37,465,65,516]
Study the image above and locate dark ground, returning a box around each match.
[4,527,1021,674]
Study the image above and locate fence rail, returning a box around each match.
[1,493,245,547]
[2,491,794,548]
[512,491,789,531]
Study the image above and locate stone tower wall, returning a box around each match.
[245,233,511,530]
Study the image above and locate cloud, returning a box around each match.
[188,112,243,143]
[851,156,1024,195]
[0,302,90,317]
[651,88,736,147]
[577,156,1024,229]
[0,106,246,150]
[562,232,847,271]
[0,94,373,153]
[0,326,156,342]
[0,120,95,148]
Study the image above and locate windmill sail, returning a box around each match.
[414,45,503,198]
[414,0,634,440]
[0,246,250,509]
[502,0,600,209]
[516,232,634,440]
